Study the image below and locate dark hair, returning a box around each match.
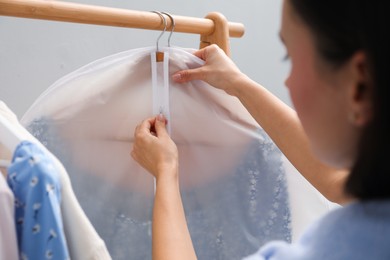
[289,0,390,200]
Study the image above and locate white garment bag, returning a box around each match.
[22,46,293,259]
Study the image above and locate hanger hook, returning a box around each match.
[151,11,167,52]
[161,12,175,47]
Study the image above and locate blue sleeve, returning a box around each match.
[241,218,321,260]
[242,202,390,260]
[7,141,70,260]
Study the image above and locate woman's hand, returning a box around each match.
[131,114,178,180]
[172,44,245,96]
[133,115,197,260]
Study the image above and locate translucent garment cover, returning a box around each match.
[22,47,292,259]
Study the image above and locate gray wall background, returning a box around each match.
[0,0,291,117]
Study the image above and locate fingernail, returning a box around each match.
[157,113,165,122]
[172,73,181,81]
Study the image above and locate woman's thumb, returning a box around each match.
[154,114,168,137]
[172,68,203,83]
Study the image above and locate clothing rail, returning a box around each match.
[0,0,245,55]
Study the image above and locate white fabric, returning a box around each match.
[283,157,340,241]
[0,171,18,260]
[0,101,21,167]
[20,46,333,259]
[0,102,20,260]
[0,102,111,260]
[151,51,171,133]
[53,154,112,260]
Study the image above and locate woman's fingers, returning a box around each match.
[192,47,208,60]
[131,114,178,178]
[172,67,204,83]
[154,114,168,138]
[135,117,156,136]
[172,44,242,95]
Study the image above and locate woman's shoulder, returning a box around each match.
[299,199,390,259]
[304,199,390,240]
[320,199,390,232]
[244,200,390,260]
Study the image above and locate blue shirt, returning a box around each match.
[244,200,390,260]
[7,141,70,260]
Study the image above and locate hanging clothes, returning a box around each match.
[52,151,112,260]
[7,141,70,260]
[0,171,18,260]
[0,101,111,260]
[21,46,293,259]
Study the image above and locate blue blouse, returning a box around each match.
[7,141,70,260]
[244,199,390,260]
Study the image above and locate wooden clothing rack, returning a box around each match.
[0,0,245,56]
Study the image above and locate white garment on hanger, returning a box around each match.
[0,102,111,260]
[20,46,334,259]
[0,171,18,260]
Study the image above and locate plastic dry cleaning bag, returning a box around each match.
[22,46,292,259]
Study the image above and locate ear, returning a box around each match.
[347,51,373,127]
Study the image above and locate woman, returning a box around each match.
[131,0,390,259]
